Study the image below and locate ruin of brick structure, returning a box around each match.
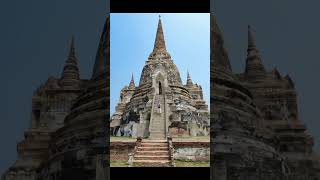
[2,16,109,180]
[110,17,210,139]
[211,15,320,180]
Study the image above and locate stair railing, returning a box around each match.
[128,137,142,167]
[167,135,176,167]
[149,94,157,137]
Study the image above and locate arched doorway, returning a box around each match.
[155,72,165,95]
[159,81,162,95]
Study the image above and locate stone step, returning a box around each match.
[150,126,165,128]
[149,133,165,136]
[142,139,167,143]
[149,137,166,140]
[151,121,164,124]
[133,160,170,163]
[150,128,165,134]
[141,142,167,144]
[151,119,164,122]
[135,150,169,156]
[140,143,168,147]
[150,124,165,126]
[150,125,165,127]
[151,124,164,127]
[137,146,168,149]
[150,128,165,131]
[152,119,163,121]
[137,146,168,151]
[150,129,165,132]
[150,124,164,127]
[149,133,165,137]
[134,155,170,160]
[149,136,166,139]
[151,124,164,126]
[149,130,165,133]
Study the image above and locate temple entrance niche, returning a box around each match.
[155,73,165,95]
[159,82,162,95]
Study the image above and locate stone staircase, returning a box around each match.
[149,95,166,139]
[133,140,171,167]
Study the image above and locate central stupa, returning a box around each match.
[110,16,209,139]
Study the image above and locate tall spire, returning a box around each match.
[187,70,191,79]
[92,17,108,80]
[128,73,135,89]
[248,25,256,48]
[148,15,171,60]
[245,25,266,80]
[69,36,76,58]
[211,15,233,80]
[186,70,193,86]
[153,15,166,52]
[60,36,80,88]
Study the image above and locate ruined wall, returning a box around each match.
[173,142,209,161]
[110,142,135,161]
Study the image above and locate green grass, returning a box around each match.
[110,160,128,167]
[110,136,136,142]
[174,160,210,167]
[110,160,209,167]
[172,136,210,142]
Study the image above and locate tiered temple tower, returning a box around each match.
[236,24,320,180]
[2,16,108,180]
[212,15,320,179]
[211,15,286,179]
[110,17,209,139]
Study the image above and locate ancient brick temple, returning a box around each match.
[110,17,210,139]
[2,17,109,180]
[211,15,320,179]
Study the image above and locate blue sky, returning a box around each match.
[110,13,210,114]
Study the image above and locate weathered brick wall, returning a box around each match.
[173,142,209,161]
[110,142,135,161]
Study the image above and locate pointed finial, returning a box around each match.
[211,15,233,80]
[60,36,80,87]
[91,16,108,80]
[187,70,191,79]
[130,73,134,84]
[186,69,193,86]
[129,73,135,89]
[248,25,256,48]
[71,35,75,46]
[245,25,266,79]
[159,15,161,19]
[68,36,76,58]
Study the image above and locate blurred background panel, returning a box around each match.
[0,0,107,176]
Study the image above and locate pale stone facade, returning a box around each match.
[2,16,109,180]
[110,17,210,139]
[211,15,320,179]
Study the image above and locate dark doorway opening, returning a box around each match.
[159,82,162,95]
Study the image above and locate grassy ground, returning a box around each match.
[174,160,210,167]
[110,160,128,167]
[172,136,210,142]
[110,136,136,142]
[110,160,209,167]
